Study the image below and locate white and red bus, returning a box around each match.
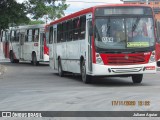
[49,4,160,83]
[0,29,10,58]
[9,24,49,65]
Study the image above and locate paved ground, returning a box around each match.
[0,48,5,60]
[0,61,160,120]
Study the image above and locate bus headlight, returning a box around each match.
[96,53,104,65]
[97,58,102,63]
[149,51,155,63]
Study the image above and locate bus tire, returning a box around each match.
[15,59,19,63]
[32,53,38,66]
[10,51,15,63]
[81,60,91,83]
[132,74,143,84]
[157,61,160,67]
[58,58,64,77]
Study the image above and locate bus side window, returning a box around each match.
[62,22,67,42]
[157,21,160,43]
[46,32,49,44]
[32,29,35,42]
[73,18,80,41]
[60,22,64,42]
[27,29,32,42]
[11,31,16,42]
[65,21,69,41]
[10,31,12,42]
[14,31,16,42]
[25,30,29,42]
[68,20,73,41]
[57,24,61,43]
[80,15,86,40]
[49,27,53,44]
[16,30,20,42]
[34,29,39,42]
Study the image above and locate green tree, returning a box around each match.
[0,0,30,30]
[26,0,69,20]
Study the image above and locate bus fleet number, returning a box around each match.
[102,37,113,43]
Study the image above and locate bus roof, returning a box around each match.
[49,4,151,26]
[10,24,46,30]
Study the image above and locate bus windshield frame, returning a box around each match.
[94,6,155,53]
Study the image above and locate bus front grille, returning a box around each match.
[107,55,146,65]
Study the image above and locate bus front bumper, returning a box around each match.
[90,62,157,76]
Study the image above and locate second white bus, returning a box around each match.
[9,24,49,65]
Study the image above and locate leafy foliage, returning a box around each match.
[26,0,69,20]
[0,0,69,30]
[0,0,30,30]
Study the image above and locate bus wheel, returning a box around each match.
[132,74,143,84]
[81,60,91,83]
[15,59,19,63]
[32,53,38,66]
[157,61,160,67]
[10,51,15,63]
[58,59,64,77]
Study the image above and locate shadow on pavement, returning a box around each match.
[53,73,148,87]
[0,61,49,67]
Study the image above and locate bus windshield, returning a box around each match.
[95,17,155,52]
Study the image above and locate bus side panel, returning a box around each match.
[11,42,20,59]
[34,42,40,61]
[79,39,86,72]
[49,44,54,68]
[23,42,30,60]
[57,42,67,71]
[23,42,38,61]
[66,40,81,73]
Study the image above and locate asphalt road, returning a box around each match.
[0,61,160,120]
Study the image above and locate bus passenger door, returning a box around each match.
[40,33,44,60]
[86,15,93,73]
[53,28,57,69]
[19,33,25,59]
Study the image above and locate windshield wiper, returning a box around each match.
[132,17,140,32]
